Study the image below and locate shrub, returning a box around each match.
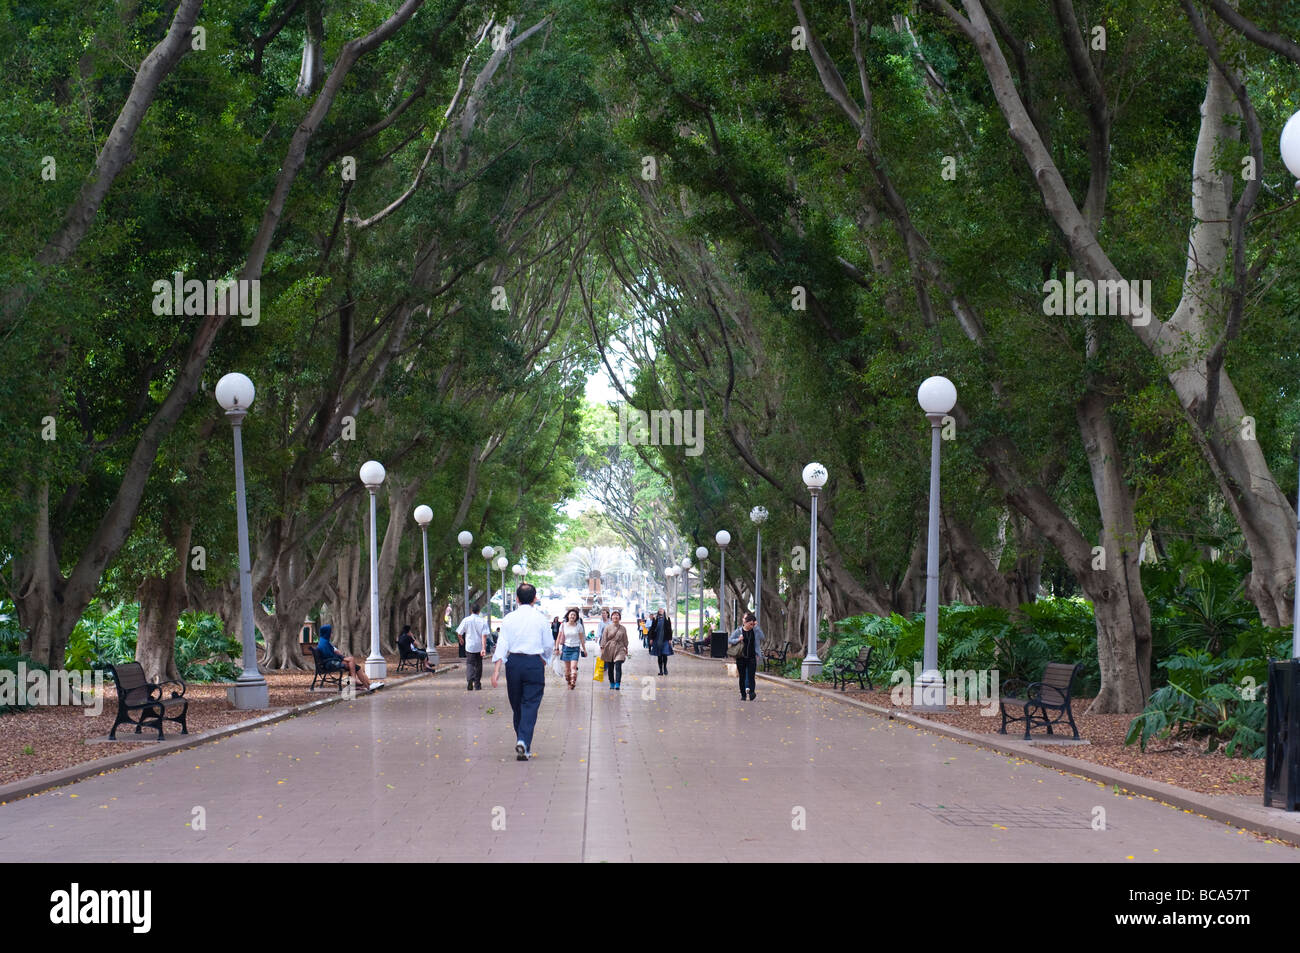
[175,612,241,682]
[0,601,24,654]
[66,602,139,671]
[0,651,49,713]
[826,597,1097,692]
[1125,647,1267,757]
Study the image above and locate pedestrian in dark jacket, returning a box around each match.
[728,611,762,700]
[649,607,673,675]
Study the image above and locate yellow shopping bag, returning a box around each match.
[593,657,605,682]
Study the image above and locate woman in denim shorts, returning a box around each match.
[555,608,587,689]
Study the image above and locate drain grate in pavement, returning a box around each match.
[913,803,1097,829]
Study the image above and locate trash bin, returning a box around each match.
[710,631,727,658]
[1264,659,1300,811]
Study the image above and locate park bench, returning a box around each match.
[998,662,1084,740]
[762,642,792,673]
[688,635,710,654]
[107,662,189,741]
[397,640,429,673]
[305,643,345,692]
[827,645,874,691]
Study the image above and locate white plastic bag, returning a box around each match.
[550,655,566,679]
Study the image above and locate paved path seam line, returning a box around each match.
[581,666,594,862]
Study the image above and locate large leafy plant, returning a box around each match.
[1125,647,1268,758]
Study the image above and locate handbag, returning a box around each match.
[726,637,743,658]
[593,657,605,682]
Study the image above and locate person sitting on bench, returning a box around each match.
[318,624,382,692]
[398,624,435,672]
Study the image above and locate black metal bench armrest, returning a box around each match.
[1000,678,1027,699]
[156,679,187,698]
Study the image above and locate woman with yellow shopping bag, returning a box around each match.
[600,609,630,691]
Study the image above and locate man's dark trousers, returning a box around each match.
[466,652,483,688]
[505,653,545,750]
[737,657,756,695]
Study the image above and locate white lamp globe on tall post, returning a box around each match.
[481,545,496,626]
[359,460,387,679]
[512,563,525,612]
[695,546,708,636]
[215,373,269,709]
[1281,110,1300,657]
[414,504,435,665]
[1281,110,1300,185]
[457,530,473,618]
[715,530,731,635]
[680,557,693,639]
[801,464,827,680]
[496,555,508,613]
[666,566,678,635]
[750,506,768,630]
[916,375,957,709]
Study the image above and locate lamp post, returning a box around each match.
[512,564,525,615]
[801,464,827,680]
[457,530,473,617]
[496,555,508,613]
[715,530,731,634]
[415,505,435,660]
[481,545,495,627]
[750,506,768,629]
[680,557,693,639]
[695,546,708,634]
[1282,110,1300,658]
[215,373,269,710]
[666,566,678,634]
[360,460,387,679]
[917,375,957,708]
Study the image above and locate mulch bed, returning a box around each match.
[792,679,1264,798]
[0,649,460,787]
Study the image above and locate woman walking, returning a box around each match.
[555,608,586,689]
[600,609,629,691]
[649,607,673,676]
[728,611,762,701]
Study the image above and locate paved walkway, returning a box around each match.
[0,650,1293,862]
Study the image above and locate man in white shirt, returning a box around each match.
[491,582,553,761]
[456,603,490,691]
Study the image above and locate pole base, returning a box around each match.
[913,670,947,712]
[228,678,269,710]
[365,655,387,679]
[801,658,823,680]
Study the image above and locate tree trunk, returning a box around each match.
[1075,389,1152,711]
[134,519,192,682]
[953,2,1295,624]
[942,511,1019,609]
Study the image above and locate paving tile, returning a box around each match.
[0,652,1294,861]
